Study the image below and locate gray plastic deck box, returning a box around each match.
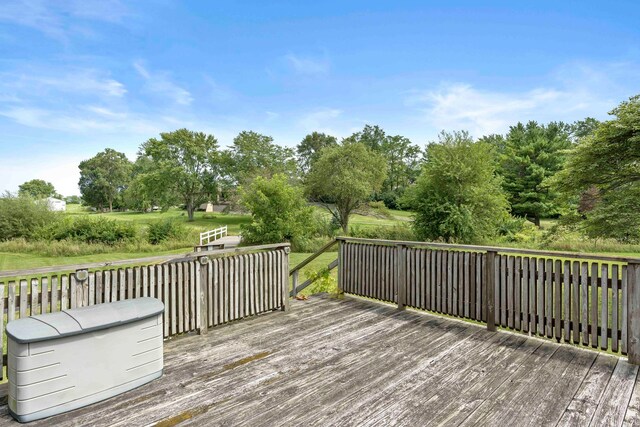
[6,297,164,423]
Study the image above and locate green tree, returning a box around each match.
[78,149,132,211]
[18,179,56,199]
[239,174,315,245]
[570,117,601,141]
[306,142,387,233]
[224,131,297,185]
[141,129,220,221]
[405,131,509,243]
[499,121,572,226]
[343,125,421,207]
[555,95,640,242]
[296,132,338,175]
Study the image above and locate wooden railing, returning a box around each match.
[0,243,290,380]
[337,237,640,364]
[200,225,228,245]
[289,239,338,296]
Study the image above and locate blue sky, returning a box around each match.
[1,0,639,196]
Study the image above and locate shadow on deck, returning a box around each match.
[1,295,639,426]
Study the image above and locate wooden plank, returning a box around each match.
[501,255,507,327]
[70,273,77,309]
[88,272,95,306]
[572,261,581,344]
[629,263,640,363]
[554,260,562,341]
[581,262,589,346]
[522,257,529,333]
[507,256,514,329]
[19,279,28,318]
[537,258,544,336]
[475,253,482,321]
[149,265,155,299]
[546,258,553,338]
[530,257,537,334]
[60,274,69,310]
[436,250,442,313]
[485,251,497,331]
[612,264,619,353]
[190,261,197,329]
[50,276,59,313]
[170,263,177,335]
[397,245,407,311]
[591,262,599,348]
[623,265,629,355]
[95,271,103,305]
[30,278,38,315]
[447,251,453,315]
[601,264,609,351]
[177,263,184,333]
[142,265,149,298]
[563,261,571,343]
[463,252,470,318]
[591,360,639,424]
[514,257,521,330]
[8,281,16,322]
[0,282,4,379]
[162,264,169,337]
[41,276,49,314]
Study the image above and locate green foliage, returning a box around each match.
[239,174,316,248]
[79,148,132,211]
[141,129,220,221]
[296,132,338,175]
[302,267,338,296]
[38,216,137,244]
[349,224,416,241]
[497,121,572,226]
[405,131,509,243]
[0,194,60,240]
[555,95,640,242]
[224,131,297,185]
[306,142,387,233]
[64,195,82,204]
[18,179,57,199]
[147,219,187,244]
[343,125,421,207]
[496,216,542,244]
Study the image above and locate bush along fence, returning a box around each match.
[0,243,290,380]
[336,237,640,364]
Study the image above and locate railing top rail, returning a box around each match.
[289,238,338,275]
[336,236,640,264]
[0,242,289,279]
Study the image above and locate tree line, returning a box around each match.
[74,94,640,245]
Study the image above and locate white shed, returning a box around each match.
[46,197,66,212]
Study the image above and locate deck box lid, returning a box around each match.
[6,297,164,344]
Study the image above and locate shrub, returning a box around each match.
[0,194,60,240]
[349,224,416,241]
[240,174,317,245]
[496,216,541,244]
[39,216,137,244]
[301,267,338,296]
[147,219,187,244]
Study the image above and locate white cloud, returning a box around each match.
[5,69,127,98]
[406,62,639,138]
[0,0,130,41]
[297,108,342,133]
[284,53,330,75]
[134,61,193,105]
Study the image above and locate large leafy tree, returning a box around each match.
[296,132,338,175]
[555,95,640,242]
[224,131,297,185]
[78,149,132,211]
[306,142,387,233]
[405,131,509,243]
[141,129,220,221]
[239,174,315,246]
[18,179,57,199]
[343,125,421,207]
[498,121,572,226]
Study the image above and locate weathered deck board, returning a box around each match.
[1,295,639,427]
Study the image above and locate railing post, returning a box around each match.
[197,256,208,334]
[628,262,640,364]
[282,247,291,311]
[484,251,497,332]
[75,269,89,308]
[292,270,299,298]
[397,244,407,311]
[337,241,344,297]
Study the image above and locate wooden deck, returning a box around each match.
[1,295,640,426]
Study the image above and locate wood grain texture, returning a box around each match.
[2,295,637,427]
